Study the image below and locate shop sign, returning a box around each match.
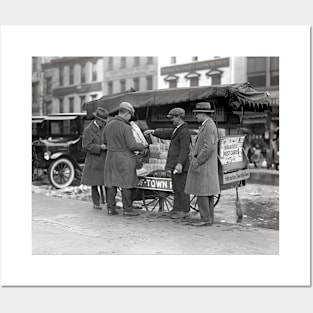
[219,135,245,165]
[223,169,250,184]
[136,177,173,192]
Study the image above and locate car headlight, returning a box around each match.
[44,151,51,160]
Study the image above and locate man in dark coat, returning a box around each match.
[144,108,191,219]
[104,102,147,216]
[81,107,110,210]
[185,102,220,226]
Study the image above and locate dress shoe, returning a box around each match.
[108,209,119,216]
[191,220,212,226]
[160,210,177,217]
[171,211,190,219]
[123,210,140,216]
[93,204,102,210]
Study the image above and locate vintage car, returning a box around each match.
[32,113,89,188]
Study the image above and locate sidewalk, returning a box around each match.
[32,193,279,255]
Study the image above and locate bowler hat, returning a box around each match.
[193,102,214,113]
[93,107,109,121]
[119,101,135,116]
[167,107,185,118]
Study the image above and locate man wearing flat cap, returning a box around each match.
[81,107,110,210]
[144,107,191,219]
[185,102,220,226]
[103,102,147,216]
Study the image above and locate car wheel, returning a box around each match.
[48,158,75,189]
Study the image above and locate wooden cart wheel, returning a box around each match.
[142,190,174,212]
[190,194,221,212]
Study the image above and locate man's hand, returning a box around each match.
[174,163,183,174]
[100,144,107,150]
[143,129,155,136]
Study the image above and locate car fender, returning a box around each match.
[50,153,80,169]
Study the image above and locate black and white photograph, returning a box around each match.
[1,25,310,289]
[31,56,279,255]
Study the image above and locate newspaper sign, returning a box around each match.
[223,169,250,184]
[219,135,245,165]
[136,177,173,192]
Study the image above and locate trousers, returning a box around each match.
[91,186,106,205]
[172,172,190,213]
[106,187,133,211]
[197,196,215,223]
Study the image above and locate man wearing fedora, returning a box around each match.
[103,102,147,216]
[144,107,191,219]
[185,102,220,226]
[81,107,110,210]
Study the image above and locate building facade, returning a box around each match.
[103,56,158,94]
[32,57,45,116]
[41,57,104,114]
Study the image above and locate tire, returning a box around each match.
[48,158,75,189]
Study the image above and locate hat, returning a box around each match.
[193,102,214,113]
[167,107,185,118]
[93,107,109,121]
[119,101,135,116]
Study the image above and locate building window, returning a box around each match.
[69,65,74,85]
[108,57,113,70]
[192,56,198,62]
[92,62,97,81]
[59,98,64,113]
[81,64,86,83]
[147,57,153,64]
[80,96,86,110]
[146,76,153,90]
[91,94,97,101]
[169,80,177,88]
[59,67,64,86]
[120,79,126,92]
[120,57,126,69]
[32,84,38,103]
[46,101,52,115]
[108,81,113,95]
[134,57,140,67]
[133,77,140,91]
[211,74,221,85]
[32,57,37,72]
[247,57,266,87]
[165,75,178,89]
[171,57,176,64]
[185,72,200,87]
[45,77,52,95]
[270,57,279,86]
[69,97,74,112]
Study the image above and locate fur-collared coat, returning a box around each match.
[185,117,220,196]
[103,116,145,188]
[81,121,106,186]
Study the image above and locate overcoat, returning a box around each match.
[103,116,145,188]
[185,117,220,196]
[81,121,106,186]
[154,122,191,172]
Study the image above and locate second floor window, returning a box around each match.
[91,94,97,101]
[59,67,64,86]
[120,79,126,92]
[59,98,64,113]
[133,77,140,91]
[45,77,52,95]
[69,66,74,85]
[134,57,140,67]
[146,57,153,64]
[69,97,74,112]
[92,62,97,81]
[32,84,38,103]
[146,76,153,90]
[81,64,86,83]
[80,95,86,110]
[108,81,113,95]
[120,57,126,69]
[108,57,113,70]
[247,57,266,87]
[270,57,279,86]
[211,74,221,85]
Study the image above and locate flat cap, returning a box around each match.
[119,101,135,116]
[167,107,185,118]
[193,102,214,113]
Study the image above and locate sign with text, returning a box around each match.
[219,135,245,165]
[136,177,173,192]
[223,169,250,184]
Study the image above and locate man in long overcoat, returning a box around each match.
[185,102,220,226]
[103,102,147,216]
[144,107,191,219]
[81,107,110,210]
